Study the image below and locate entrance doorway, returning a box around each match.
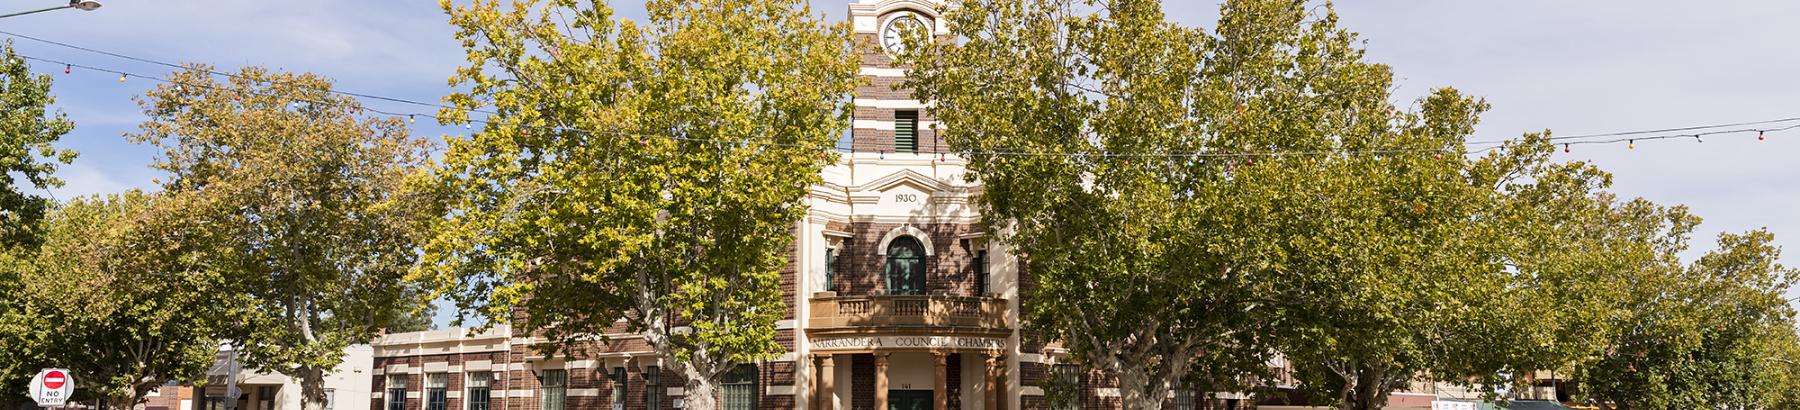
[889,390,933,410]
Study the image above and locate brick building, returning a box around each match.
[361,1,1465,409]
[366,2,1060,409]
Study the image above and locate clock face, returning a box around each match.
[882,14,927,55]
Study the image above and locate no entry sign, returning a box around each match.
[29,368,73,407]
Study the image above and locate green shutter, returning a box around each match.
[895,111,918,153]
[825,248,836,292]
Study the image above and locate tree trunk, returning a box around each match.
[297,366,329,410]
[1342,365,1390,410]
[1116,366,1165,410]
[681,365,721,410]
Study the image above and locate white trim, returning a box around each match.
[858,67,907,77]
[765,385,797,396]
[1017,353,1045,364]
[1019,386,1043,396]
[446,391,462,399]
[370,392,384,399]
[876,225,936,256]
[506,389,534,398]
[666,387,685,396]
[853,15,878,32]
[775,320,797,330]
[852,119,942,131]
[856,98,928,109]
[569,388,601,397]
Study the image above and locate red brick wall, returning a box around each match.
[831,222,984,297]
[851,30,950,155]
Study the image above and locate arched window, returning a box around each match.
[885,236,926,295]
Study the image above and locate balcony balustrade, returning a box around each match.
[807,294,1008,332]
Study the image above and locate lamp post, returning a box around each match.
[0,0,101,19]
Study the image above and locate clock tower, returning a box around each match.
[846,0,945,154]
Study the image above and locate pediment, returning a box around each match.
[852,169,961,195]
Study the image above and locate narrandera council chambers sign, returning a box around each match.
[810,336,1006,351]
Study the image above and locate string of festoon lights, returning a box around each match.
[5,29,1797,161]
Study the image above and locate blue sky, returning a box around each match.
[8,1,1800,327]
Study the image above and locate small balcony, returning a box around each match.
[807,293,1009,334]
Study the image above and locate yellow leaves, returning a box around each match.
[429,0,854,368]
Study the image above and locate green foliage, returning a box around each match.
[426,0,857,405]
[11,192,224,408]
[386,303,439,333]
[129,66,435,410]
[905,0,1637,408]
[1576,227,1800,409]
[0,40,76,248]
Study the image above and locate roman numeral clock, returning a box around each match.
[881,12,929,55]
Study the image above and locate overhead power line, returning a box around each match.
[2,33,1795,159]
[0,29,488,115]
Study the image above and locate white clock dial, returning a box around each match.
[882,15,927,55]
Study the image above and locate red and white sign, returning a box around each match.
[42,371,65,389]
[29,368,73,407]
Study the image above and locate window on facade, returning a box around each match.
[824,248,837,292]
[721,364,759,410]
[610,367,628,407]
[426,373,448,410]
[386,375,407,410]
[645,366,662,410]
[894,110,919,153]
[540,369,567,410]
[974,249,989,296]
[258,386,277,410]
[466,372,492,410]
[1173,386,1196,410]
[885,236,926,295]
[324,389,336,410]
[1050,364,1081,410]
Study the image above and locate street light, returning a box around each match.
[0,0,103,19]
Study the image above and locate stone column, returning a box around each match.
[875,353,891,410]
[933,353,949,410]
[984,353,1000,410]
[816,354,836,410]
